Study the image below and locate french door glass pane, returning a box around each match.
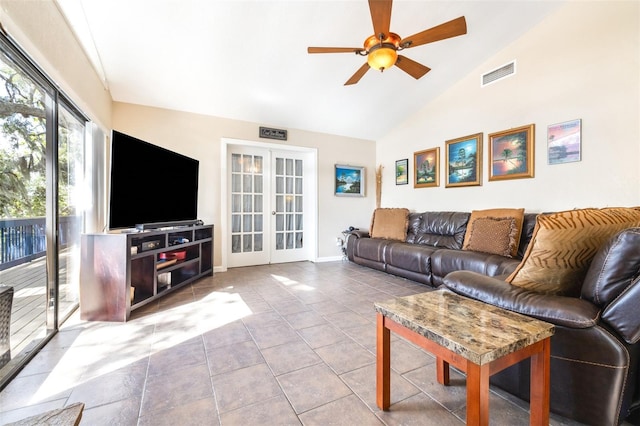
[232,154,242,172]
[232,194,241,212]
[232,174,241,192]
[232,215,241,232]
[243,195,252,212]
[232,235,241,253]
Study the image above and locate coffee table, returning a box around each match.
[375,289,555,426]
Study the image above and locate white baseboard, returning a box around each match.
[314,255,346,263]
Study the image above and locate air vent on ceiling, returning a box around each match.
[481,61,516,87]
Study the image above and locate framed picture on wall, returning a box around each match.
[488,124,535,181]
[445,133,483,187]
[395,159,408,185]
[335,164,365,197]
[548,119,581,165]
[414,147,440,188]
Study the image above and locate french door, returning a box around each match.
[227,146,311,267]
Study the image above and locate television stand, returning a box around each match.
[79,224,213,321]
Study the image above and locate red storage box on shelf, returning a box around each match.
[159,250,186,261]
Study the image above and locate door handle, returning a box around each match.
[272,211,276,215]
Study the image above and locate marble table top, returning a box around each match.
[375,289,555,365]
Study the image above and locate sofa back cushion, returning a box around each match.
[370,208,410,241]
[582,227,640,307]
[517,213,539,259]
[406,211,469,249]
[507,208,640,296]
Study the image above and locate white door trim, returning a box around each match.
[220,137,318,271]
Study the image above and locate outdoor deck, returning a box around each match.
[0,251,77,359]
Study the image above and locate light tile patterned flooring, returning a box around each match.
[0,261,584,425]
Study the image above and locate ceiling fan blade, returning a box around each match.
[401,16,467,48]
[395,55,431,80]
[345,63,371,86]
[369,0,392,37]
[308,47,363,54]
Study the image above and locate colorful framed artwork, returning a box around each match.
[547,119,581,165]
[334,164,365,197]
[395,159,408,185]
[445,132,483,187]
[414,147,440,188]
[488,124,535,181]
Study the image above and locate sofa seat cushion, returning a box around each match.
[507,207,640,296]
[431,249,521,285]
[385,242,436,275]
[443,271,600,328]
[352,238,393,263]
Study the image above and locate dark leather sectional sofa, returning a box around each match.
[346,210,640,425]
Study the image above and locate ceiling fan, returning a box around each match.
[307,0,467,85]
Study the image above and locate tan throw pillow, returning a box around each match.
[464,217,518,257]
[507,207,640,296]
[462,208,525,257]
[370,208,410,241]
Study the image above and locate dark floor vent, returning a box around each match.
[481,61,516,87]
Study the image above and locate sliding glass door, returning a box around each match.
[0,33,87,387]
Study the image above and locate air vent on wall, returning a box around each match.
[481,61,516,87]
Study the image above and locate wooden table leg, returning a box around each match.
[529,337,551,426]
[376,313,391,410]
[466,361,490,426]
[436,356,450,385]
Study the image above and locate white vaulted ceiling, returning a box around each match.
[56,0,564,141]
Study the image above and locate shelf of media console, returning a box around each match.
[130,239,206,260]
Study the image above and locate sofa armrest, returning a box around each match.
[443,271,600,329]
[350,229,370,239]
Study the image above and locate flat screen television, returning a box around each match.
[108,130,199,230]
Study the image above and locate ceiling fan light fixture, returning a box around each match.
[364,33,400,72]
[367,45,397,71]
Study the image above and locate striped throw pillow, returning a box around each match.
[507,207,640,295]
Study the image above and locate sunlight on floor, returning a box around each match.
[30,288,253,404]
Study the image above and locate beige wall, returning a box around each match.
[112,102,376,266]
[378,1,640,212]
